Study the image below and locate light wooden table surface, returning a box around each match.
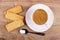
[0,0,60,40]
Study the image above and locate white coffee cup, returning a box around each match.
[25,4,54,32]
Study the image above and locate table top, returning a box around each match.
[0,0,60,40]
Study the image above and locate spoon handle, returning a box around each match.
[29,32,45,36]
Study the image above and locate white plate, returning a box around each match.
[25,4,54,32]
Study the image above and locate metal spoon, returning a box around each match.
[20,29,45,36]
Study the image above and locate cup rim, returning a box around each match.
[31,8,48,26]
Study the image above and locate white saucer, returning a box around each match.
[25,4,54,32]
